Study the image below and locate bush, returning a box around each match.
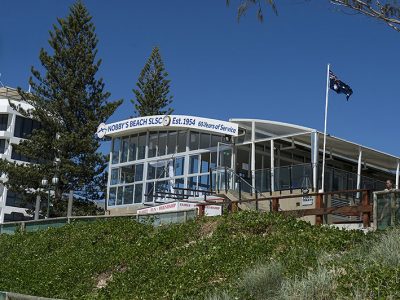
[239,261,283,300]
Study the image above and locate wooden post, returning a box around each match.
[272,197,279,212]
[67,190,73,218]
[362,191,370,228]
[198,204,205,217]
[315,193,323,225]
[231,201,239,213]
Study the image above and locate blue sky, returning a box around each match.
[0,1,399,156]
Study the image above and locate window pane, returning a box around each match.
[148,132,158,158]
[199,175,210,190]
[158,131,167,156]
[167,131,177,154]
[128,135,137,161]
[135,164,144,181]
[189,131,199,150]
[134,184,143,203]
[123,185,134,205]
[112,138,121,164]
[111,168,119,185]
[175,178,184,189]
[211,135,221,147]
[0,114,8,131]
[137,132,146,159]
[177,131,187,152]
[201,152,211,173]
[120,137,129,163]
[210,152,217,170]
[116,187,123,205]
[188,176,198,191]
[108,187,116,206]
[121,165,135,184]
[174,157,185,176]
[200,133,210,149]
[0,139,5,154]
[156,164,166,179]
[189,155,199,174]
[146,182,154,202]
[147,163,156,179]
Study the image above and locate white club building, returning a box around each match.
[99,115,399,220]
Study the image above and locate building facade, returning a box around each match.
[100,115,400,218]
[0,87,39,223]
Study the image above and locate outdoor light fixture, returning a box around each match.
[52,176,59,185]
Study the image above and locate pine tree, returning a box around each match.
[131,47,174,116]
[0,1,121,215]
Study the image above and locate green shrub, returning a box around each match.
[239,261,283,300]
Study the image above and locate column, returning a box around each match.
[311,131,319,191]
[270,139,275,192]
[251,121,256,189]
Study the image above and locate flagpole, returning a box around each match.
[321,63,330,193]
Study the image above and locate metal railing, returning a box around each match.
[0,209,197,235]
[254,163,386,193]
[374,190,400,230]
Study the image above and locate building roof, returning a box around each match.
[231,118,399,172]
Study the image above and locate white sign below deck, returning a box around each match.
[96,115,239,138]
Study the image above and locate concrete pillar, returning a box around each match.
[34,195,41,220]
[356,148,363,190]
[311,131,319,191]
[251,121,256,189]
[67,190,73,217]
[270,140,275,192]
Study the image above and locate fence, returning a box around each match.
[254,164,385,193]
[0,209,197,235]
[374,190,400,230]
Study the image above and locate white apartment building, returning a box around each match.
[0,87,39,223]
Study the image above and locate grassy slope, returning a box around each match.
[0,212,388,299]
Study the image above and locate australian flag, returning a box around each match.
[329,70,353,101]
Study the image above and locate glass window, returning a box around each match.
[128,135,137,161]
[167,131,177,154]
[137,133,146,160]
[211,135,222,147]
[189,131,199,150]
[14,116,40,139]
[200,133,210,149]
[0,139,5,154]
[158,131,167,156]
[147,163,156,180]
[135,164,144,181]
[156,163,166,179]
[146,182,154,202]
[156,180,169,193]
[134,184,143,203]
[177,131,187,153]
[210,152,217,170]
[175,178,184,189]
[116,187,123,205]
[201,152,211,173]
[199,175,210,190]
[148,132,158,158]
[112,138,121,164]
[120,137,129,163]
[174,157,185,176]
[189,155,199,174]
[0,114,8,131]
[111,168,119,185]
[188,176,198,191]
[120,165,135,184]
[219,149,232,168]
[108,187,116,206]
[5,191,33,208]
[123,185,134,205]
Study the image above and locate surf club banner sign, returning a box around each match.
[96,115,238,138]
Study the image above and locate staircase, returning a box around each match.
[211,167,270,212]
